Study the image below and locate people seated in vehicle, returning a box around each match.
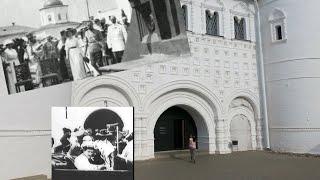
[74,141,107,170]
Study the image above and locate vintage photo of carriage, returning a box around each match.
[51,107,133,180]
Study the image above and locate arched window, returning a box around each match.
[182,5,188,30]
[234,16,246,40]
[206,10,219,36]
[48,15,52,22]
[269,9,287,42]
[58,14,62,21]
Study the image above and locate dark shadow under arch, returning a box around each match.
[154,106,197,152]
[84,109,124,131]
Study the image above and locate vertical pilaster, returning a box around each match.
[216,118,228,154]
[255,117,264,150]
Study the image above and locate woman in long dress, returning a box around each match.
[3,39,20,94]
[65,29,86,81]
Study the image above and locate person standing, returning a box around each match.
[189,134,196,164]
[107,16,127,64]
[25,34,42,86]
[57,30,70,81]
[65,29,87,80]
[77,29,100,77]
[84,21,103,75]
[3,39,20,94]
[42,36,61,81]
[43,36,59,60]
[16,38,27,64]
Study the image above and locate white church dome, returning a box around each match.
[43,0,64,8]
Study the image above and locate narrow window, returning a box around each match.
[48,15,52,22]
[58,14,62,21]
[182,5,188,30]
[275,25,282,40]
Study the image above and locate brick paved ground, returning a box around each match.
[134,151,320,180]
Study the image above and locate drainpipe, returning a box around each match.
[254,0,270,148]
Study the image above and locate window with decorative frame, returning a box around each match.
[182,5,188,30]
[234,16,246,40]
[206,10,219,36]
[269,9,287,43]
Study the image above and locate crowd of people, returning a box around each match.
[52,124,133,171]
[0,15,128,94]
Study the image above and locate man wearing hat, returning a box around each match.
[74,141,106,170]
[84,21,103,75]
[25,33,42,86]
[107,15,127,64]
[43,35,61,81]
[43,36,59,60]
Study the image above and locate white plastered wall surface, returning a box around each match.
[259,0,320,154]
[0,83,72,179]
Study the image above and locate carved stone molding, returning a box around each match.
[0,130,50,137]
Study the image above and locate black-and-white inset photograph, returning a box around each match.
[51,107,133,180]
[0,0,132,95]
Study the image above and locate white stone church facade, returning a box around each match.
[72,0,265,160]
[72,0,320,160]
[1,0,320,178]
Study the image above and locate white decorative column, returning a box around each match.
[135,115,155,160]
[224,118,232,153]
[134,114,154,160]
[134,114,143,160]
[255,117,264,150]
[216,118,228,154]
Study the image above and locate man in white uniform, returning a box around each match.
[107,16,127,64]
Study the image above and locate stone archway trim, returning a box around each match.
[71,75,141,108]
[224,89,261,118]
[226,107,257,150]
[142,80,224,117]
[138,91,218,159]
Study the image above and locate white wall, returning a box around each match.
[259,0,320,154]
[0,82,72,179]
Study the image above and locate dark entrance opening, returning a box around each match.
[154,106,197,152]
[84,109,124,132]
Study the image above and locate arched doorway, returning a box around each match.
[154,106,197,152]
[230,115,252,151]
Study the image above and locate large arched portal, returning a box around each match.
[154,106,197,152]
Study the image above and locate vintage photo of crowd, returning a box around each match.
[51,107,133,180]
[0,0,130,95]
